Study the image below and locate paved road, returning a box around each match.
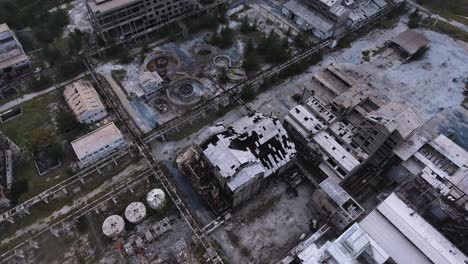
[0,73,86,113]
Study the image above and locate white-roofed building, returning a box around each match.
[71,122,126,167]
[282,193,468,264]
[195,113,297,207]
[0,23,30,77]
[64,80,107,124]
[282,0,336,39]
[285,65,424,182]
[86,0,195,43]
[392,133,468,254]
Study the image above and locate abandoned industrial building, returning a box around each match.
[71,122,126,167]
[284,64,424,183]
[177,112,296,210]
[392,133,468,256]
[284,193,468,264]
[86,0,195,43]
[282,0,389,39]
[388,29,429,60]
[64,80,108,124]
[0,23,30,79]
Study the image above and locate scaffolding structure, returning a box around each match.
[397,174,468,256]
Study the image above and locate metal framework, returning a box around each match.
[81,55,225,263]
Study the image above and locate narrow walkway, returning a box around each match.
[0,73,86,113]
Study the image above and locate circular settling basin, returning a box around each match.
[167,77,205,107]
[213,55,232,68]
[144,50,180,77]
[227,67,247,82]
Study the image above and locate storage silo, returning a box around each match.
[125,202,147,224]
[146,189,166,210]
[102,215,125,238]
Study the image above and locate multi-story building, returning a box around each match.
[71,122,126,167]
[0,23,30,78]
[283,193,468,264]
[86,0,196,43]
[178,113,296,209]
[282,0,388,39]
[393,133,468,255]
[284,64,424,183]
[64,80,108,124]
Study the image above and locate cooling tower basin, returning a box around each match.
[227,67,246,82]
[213,55,232,68]
[167,77,206,107]
[144,50,181,78]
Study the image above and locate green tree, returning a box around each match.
[258,30,289,64]
[240,85,256,102]
[28,75,53,92]
[219,68,229,84]
[411,45,429,60]
[48,142,64,162]
[242,39,259,72]
[408,10,421,28]
[57,110,80,134]
[29,128,54,149]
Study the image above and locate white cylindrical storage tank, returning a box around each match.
[125,202,147,224]
[102,215,125,238]
[146,188,166,210]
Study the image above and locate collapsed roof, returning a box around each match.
[198,113,297,191]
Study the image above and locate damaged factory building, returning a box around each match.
[177,113,297,211]
[283,64,424,230]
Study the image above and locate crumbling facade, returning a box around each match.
[64,80,108,124]
[285,64,424,182]
[393,133,468,255]
[283,193,468,264]
[284,64,423,230]
[282,0,388,39]
[86,0,196,43]
[0,23,30,79]
[178,113,296,210]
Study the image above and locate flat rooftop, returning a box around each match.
[71,122,124,160]
[391,29,430,55]
[87,0,139,14]
[360,193,468,264]
[284,0,334,32]
[0,23,10,33]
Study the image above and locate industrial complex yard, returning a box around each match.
[0,0,467,263]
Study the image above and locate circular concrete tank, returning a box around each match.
[125,202,147,224]
[227,67,246,82]
[213,55,232,68]
[167,77,205,107]
[193,44,218,63]
[102,215,125,238]
[146,189,166,210]
[144,50,181,78]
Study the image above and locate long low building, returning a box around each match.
[64,80,108,124]
[71,122,126,167]
[0,23,30,77]
[86,0,195,43]
[283,193,468,264]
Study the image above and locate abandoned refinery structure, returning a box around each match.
[282,0,391,39]
[86,0,196,43]
[177,112,297,210]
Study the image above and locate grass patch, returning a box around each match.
[416,0,468,26]
[432,19,468,42]
[0,91,60,148]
